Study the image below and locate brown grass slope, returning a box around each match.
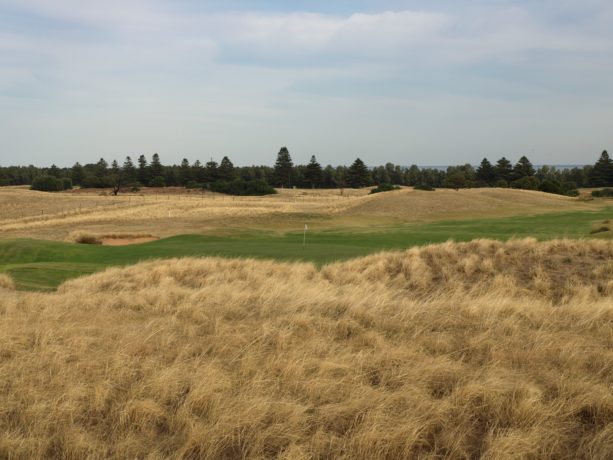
[1,239,613,459]
[342,188,586,220]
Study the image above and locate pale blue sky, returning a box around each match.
[1,0,611,166]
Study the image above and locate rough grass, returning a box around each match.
[1,239,612,459]
[0,186,604,241]
[0,273,14,290]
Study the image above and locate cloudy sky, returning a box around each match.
[1,0,612,167]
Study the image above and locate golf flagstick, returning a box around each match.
[303,224,308,248]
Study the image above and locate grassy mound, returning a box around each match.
[1,239,612,458]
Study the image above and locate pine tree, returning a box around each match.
[137,155,149,185]
[179,158,192,186]
[494,157,513,183]
[347,158,371,188]
[192,160,205,183]
[513,155,535,180]
[304,155,323,188]
[476,158,495,186]
[218,156,236,182]
[122,156,137,183]
[95,158,108,178]
[111,160,120,175]
[589,150,613,187]
[274,147,293,187]
[71,162,84,186]
[204,159,219,183]
[149,153,163,179]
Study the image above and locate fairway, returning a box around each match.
[2,206,611,291]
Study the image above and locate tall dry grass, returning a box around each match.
[0,273,14,290]
[1,239,612,459]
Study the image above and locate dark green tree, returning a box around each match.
[589,150,613,186]
[494,157,513,183]
[204,159,219,183]
[179,158,192,186]
[122,156,137,183]
[218,156,236,182]
[475,158,495,186]
[347,158,371,188]
[304,155,323,188]
[192,160,205,183]
[111,160,120,175]
[274,147,293,187]
[513,155,535,180]
[137,155,149,185]
[95,158,108,178]
[149,153,163,179]
[71,162,84,185]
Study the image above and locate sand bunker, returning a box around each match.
[100,237,159,246]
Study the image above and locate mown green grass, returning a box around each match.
[1,207,611,291]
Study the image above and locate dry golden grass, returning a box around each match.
[342,187,587,221]
[0,273,14,290]
[0,186,600,240]
[1,239,612,459]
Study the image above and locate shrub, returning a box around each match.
[591,188,613,198]
[370,183,401,194]
[60,177,73,190]
[210,179,276,196]
[414,184,435,191]
[539,179,563,195]
[81,175,102,188]
[148,176,166,187]
[495,179,509,188]
[30,175,63,192]
[186,181,203,189]
[511,176,540,190]
[67,231,102,245]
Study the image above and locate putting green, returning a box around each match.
[1,207,611,291]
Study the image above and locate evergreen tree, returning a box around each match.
[347,158,371,188]
[274,147,293,187]
[48,164,61,178]
[589,150,613,186]
[192,160,205,183]
[149,153,163,179]
[137,155,149,185]
[179,158,192,186]
[95,158,108,178]
[304,155,323,188]
[111,160,120,175]
[513,155,535,180]
[494,157,513,183]
[122,156,137,183]
[475,158,495,186]
[204,159,219,183]
[218,156,236,182]
[71,162,84,185]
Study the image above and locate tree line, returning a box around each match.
[1,148,612,195]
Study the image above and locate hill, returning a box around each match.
[1,239,612,458]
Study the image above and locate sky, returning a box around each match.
[1,0,612,167]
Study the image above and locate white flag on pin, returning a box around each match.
[304,224,308,230]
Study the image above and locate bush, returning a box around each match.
[186,181,203,189]
[370,183,400,194]
[30,175,63,192]
[60,177,73,190]
[591,188,613,198]
[81,175,102,188]
[495,179,509,188]
[511,176,540,191]
[539,179,563,195]
[210,179,276,196]
[414,184,435,191]
[148,176,166,187]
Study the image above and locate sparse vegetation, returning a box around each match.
[592,188,613,197]
[0,273,15,290]
[369,183,400,194]
[1,239,612,458]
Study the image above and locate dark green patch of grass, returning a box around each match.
[1,207,611,291]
